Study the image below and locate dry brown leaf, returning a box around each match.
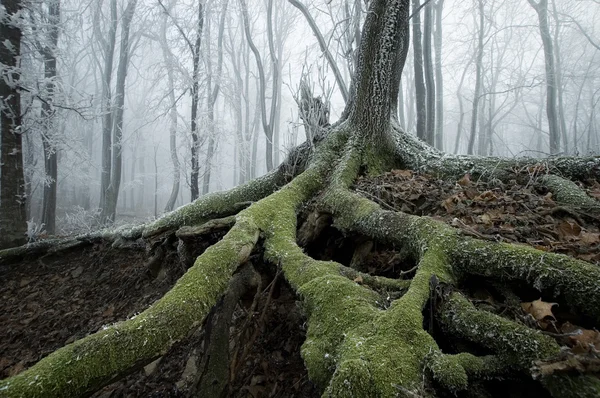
[457,174,471,186]
[392,169,412,178]
[561,322,600,352]
[580,231,600,245]
[521,298,557,322]
[557,220,582,240]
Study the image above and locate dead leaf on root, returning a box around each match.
[522,298,557,328]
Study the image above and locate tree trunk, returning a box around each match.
[550,0,568,154]
[190,1,204,201]
[160,8,180,212]
[41,0,61,235]
[467,0,485,155]
[240,0,274,172]
[433,0,444,150]
[102,0,138,223]
[411,0,427,142]
[423,0,436,146]
[528,0,560,154]
[99,0,118,213]
[202,0,228,195]
[0,0,27,249]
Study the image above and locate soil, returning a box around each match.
[1,169,598,397]
[0,243,319,398]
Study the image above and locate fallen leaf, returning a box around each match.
[580,231,600,245]
[392,169,412,178]
[457,174,471,186]
[557,220,581,240]
[521,298,557,322]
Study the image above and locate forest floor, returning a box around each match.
[1,169,599,397]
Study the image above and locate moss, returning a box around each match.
[143,169,286,237]
[542,374,600,398]
[0,221,259,398]
[451,239,600,322]
[541,174,600,211]
[438,292,560,367]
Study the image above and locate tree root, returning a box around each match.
[1,124,599,398]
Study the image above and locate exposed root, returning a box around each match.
[391,122,600,182]
[540,174,600,217]
[2,122,599,398]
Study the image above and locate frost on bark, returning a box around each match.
[0,0,27,249]
[1,0,600,397]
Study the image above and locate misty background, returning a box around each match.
[6,0,600,234]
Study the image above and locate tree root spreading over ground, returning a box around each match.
[1,123,599,398]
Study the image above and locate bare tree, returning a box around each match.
[202,0,229,194]
[39,0,61,235]
[423,0,436,145]
[528,0,560,154]
[433,0,444,149]
[0,0,27,248]
[101,0,138,223]
[467,0,485,155]
[412,0,427,142]
[158,1,180,212]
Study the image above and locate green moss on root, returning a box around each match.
[0,220,259,398]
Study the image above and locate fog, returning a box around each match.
[3,0,599,234]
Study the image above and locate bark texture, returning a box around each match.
[0,0,27,249]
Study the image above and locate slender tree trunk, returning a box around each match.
[41,0,61,235]
[528,0,560,154]
[160,10,180,212]
[240,0,274,172]
[398,80,406,127]
[190,1,204,201]
[433,0,444,150]
[103,0,138,223]
[423,0,435,146]
[467,0,485,155]
[550,0,568,154]
[0,0,27,248]
[99,0,118,212]
[202,0,228,195]
[411,0,427,141]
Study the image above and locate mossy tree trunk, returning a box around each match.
[1,0,600,397]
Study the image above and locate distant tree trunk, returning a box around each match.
[41,0,61,235]
[99,0,118,213]
[160,9,180,212]
[102,0,138,223]
[412,0,427,142]
[0,0,27,248]
[528,0,560,154]
[467,0,485,155]
[433,0,444,150]
[397,80,406,127]
[550,0,568,154]
[190,1,204,201]
[136,147,145,210]
[202,0,228,195]
[240,0,275,172]
[423,0,435,146]
[129,144,136,211]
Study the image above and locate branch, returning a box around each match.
[287,0,349,103]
